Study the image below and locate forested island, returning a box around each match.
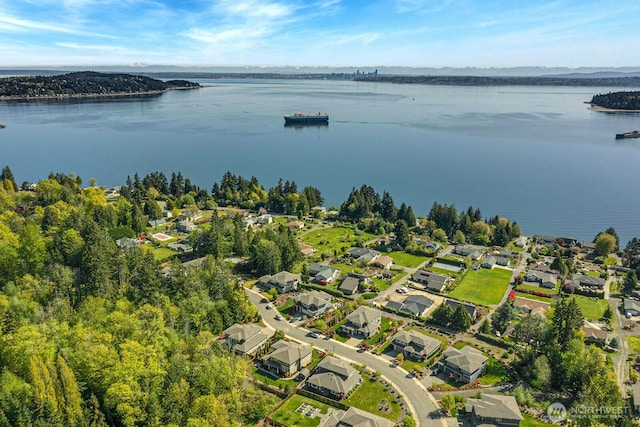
[0,71,199,100]
[589,91,640,111]
[353,75,640,87]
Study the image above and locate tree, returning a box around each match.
[394,219,410,250]
[491,303,517,334]
[454,230,466,244]
[451,304,472,330]
[440,393,456,415]
[623,270,638,293]
[550,297,583,350]
[251,239,281,275]
[1,166,18,192]
[18,220,47,276]
[380,191,397,222]
[532,355,552,390]
[594,233,616,257]
[431,304,454,326]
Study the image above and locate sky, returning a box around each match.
[1,0,638,68]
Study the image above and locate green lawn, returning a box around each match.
[344,374,402,422]
[478,358,511,385]
[399,328,448,371]
[388,251,428,268]
[628,336,640,354]
[270,394,338,427]
[521,414,556,427]
[571,295,610,320]
[278,298,296,316]
[364,317,395,346]
[251,368,300,390]
[300,227,376,255]
[448,268,512,306]
[516,283,558,295]
[141,245,177,261]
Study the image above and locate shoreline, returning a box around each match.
[586,102,640,113]
[0,85,199,101]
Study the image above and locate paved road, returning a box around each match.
[610,294,630,392]
[245,288,448,427]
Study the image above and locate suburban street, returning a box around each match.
[244,287,449,427]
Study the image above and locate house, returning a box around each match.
[538,235,576,248]
[444,299,478,322]
[465,394,523,427]
[338,274,369,296]
[437,346,487,384]
[223,323,271,356]
[392,330,440,361]
[258,207,268,215]
[580,241,596,252]
[257,214,273,225]
[632,382,640,415]
[294,291,334,318]
[167,241,193,253]
[298,242,316,256]
[454,245,484,260]
[341,306,381,338]
[417,240,441,251]
[287,220,305,229]
[176,220,197,233]
[318,406,394,427]
[115,237,140,250]
[513,297,550,316]
[582,326,608,345]
[514,236,528,248]
[411,270,449,293]
[348,247,381,264]
[177,209,202,222]
[528,263,556,274]
[524,270,557,289]
[387,294,434,317]
[481,256,510,269]
[261,340,312,377]
[372,255,393,270]
[260,271,301,294]
[306,356,362,400]
[162,209,173,218]
[570,274,605,290]
[311,265,340,285]
[624,299,640,316]
[148,218,166,228]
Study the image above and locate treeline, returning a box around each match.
[0,72,199,98]
[590,91,640,110]
[354,75,640,87]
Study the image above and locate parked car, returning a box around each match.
[309,331,320,338]
[290,316,300,323]
[266,304,273,309]
[275,314,283,320]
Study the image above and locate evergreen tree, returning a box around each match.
[550,297,583,350]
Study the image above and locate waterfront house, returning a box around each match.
[437,346,487,384]
[261,340,312,377]
[294,290,334,318]
[306,356,362,400]
[341,306,381,338]
[465,394,523,426]
[392,330,441,361]
[223,323,271,356]
[411,270,449,293]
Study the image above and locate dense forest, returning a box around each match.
[0,72,199,98]
[590,91,640,110]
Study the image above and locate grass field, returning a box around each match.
[141,245,177,261]
[448,268,512,306]
[521,414,556,427]
[571,295,609,320]
[270,394,337,427]
[345,374,402,422]
[516,283,558,295]
[301,227,376,255]
[388,251,429,268]
[628,336,640,354]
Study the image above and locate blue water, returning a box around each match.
[1,79,639,244]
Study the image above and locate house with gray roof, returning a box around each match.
[411,270,449,293]
[261,340,312,377]
[437,345,487,384]
[465,393,523,426]
[338,274,369,296]
[481,255,510,269]
[624,298,640,316]
[259,271,301,294]
[570,274,605,290]
[294,290,334,318]
[454,245,484,260]
[392,330,441,361]
[341,306,381,338]
[314,266,341,285]
[318,406,394,427]
[444,299,478,322]
[386,294,434,317]
[223,323,272,356]
[348,247,381,264]
[524,270,557,289]
[306,356,362,400]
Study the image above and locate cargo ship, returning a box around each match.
[615,130,640,139]
[283,112,329,125]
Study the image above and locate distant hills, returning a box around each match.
[0,71,199,99]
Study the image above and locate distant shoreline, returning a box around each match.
[0,85,199,101]
[587,103,640,113]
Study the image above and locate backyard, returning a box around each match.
[300,227,376,255]
[387,251,429,268]
[269,394,338,427]
[571,295,610,320]
[448,268,512,306]
[344,373,403,422]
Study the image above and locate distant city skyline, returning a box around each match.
[1,1,638,68]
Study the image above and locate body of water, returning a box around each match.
[1,79,639,244]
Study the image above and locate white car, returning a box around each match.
[266,304,273,309]
[275,314,283,320]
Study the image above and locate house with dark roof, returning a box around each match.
[306,356,362,400]
[411,270,449,293]
[444,299,478,322]
[465,393,523,426]
[524,270,557,289]
[625,299,640,316]
[294,290,334,318]
[261,340,313,377]
[454,245,484,260]
[259,271,301,294]
[392,330,441,361]
[338,274,369,296]
[437,346,487,384]
[341,306,381,338]
[313,266,341,285]
[481,255,510,269]
[223,323,272,356]
[318,406,394,427]
[348,247,381,264]
[570,274,605,290]
[386,294,434,317]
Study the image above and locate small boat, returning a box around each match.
[284,112,329,125]
[615,130,640,139]
[0,124,5,129]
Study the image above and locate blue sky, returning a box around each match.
[1,0,638,67]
